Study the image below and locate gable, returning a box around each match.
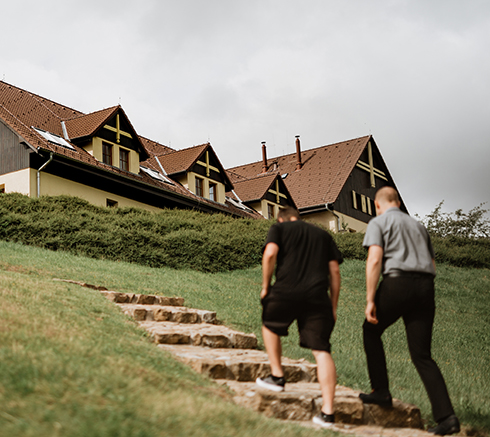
[190,148,233,190]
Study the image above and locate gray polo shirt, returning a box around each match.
[363,207,436,276]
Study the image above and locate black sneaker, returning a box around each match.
[428,415,460,435]
[359,389,393,407]
[255,375,285,392]
[313,411,335,428]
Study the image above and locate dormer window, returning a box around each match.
[195,177,204,197]
[209,182,217,201]
[119,149,129,172]
[103,142,113,165]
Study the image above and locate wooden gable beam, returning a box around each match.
[104,113,133,143]
[356,141,388,187]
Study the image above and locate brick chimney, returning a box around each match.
[295,135,302,171]
[262,141,268,173]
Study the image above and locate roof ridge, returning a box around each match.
[227,135,372,171]
[233,172,279,183]
[0,80,83,118]
[321,137,369,202]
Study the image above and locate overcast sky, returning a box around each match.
[2,0,489,218]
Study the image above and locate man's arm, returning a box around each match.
[365,244,384,324]
[328,260,341,321]
[261,242,279,299]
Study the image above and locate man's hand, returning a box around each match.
[260,286,269,300]
[365,301,378,324]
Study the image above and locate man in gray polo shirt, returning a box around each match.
[360,187,459,436]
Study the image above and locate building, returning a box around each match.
[227,136,407,232]
[0,80,263,219]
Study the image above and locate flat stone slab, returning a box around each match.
[220,381,423,429]
[119,304,217,324]
[100,291,184,306]
[158,344,317,382]
[140,321,258,349]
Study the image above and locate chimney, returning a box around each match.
[262,141,268,173]
[295,135,302,170]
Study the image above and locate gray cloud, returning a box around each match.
[2,0,489,218]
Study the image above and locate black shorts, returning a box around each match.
[261,291,335,352]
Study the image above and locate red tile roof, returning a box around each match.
[227,136,372,209]
[0,80,257,219]
[154,144,209,175]
[64,106,119,139]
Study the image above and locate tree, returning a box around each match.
[415,201,490,239]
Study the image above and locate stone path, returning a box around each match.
[58,280,460,436]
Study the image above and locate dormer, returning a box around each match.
[227,173,297,219]
[65,106,148,174]
[156,144,233,204]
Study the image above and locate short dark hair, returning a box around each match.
[278,206,300,221]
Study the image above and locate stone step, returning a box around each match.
[220,381,423,429]
[119,304,217,324]
[158,344,317,382]
[101,291,184,306]
[140,321,258,349]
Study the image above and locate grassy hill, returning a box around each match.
[1,239,489,436]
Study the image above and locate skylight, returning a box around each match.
[140,166,174,185]
[33,127,75,150]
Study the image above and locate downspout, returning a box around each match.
[37,152,54,198]
[326,203,341,232]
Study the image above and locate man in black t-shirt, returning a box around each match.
[256,207,343,428]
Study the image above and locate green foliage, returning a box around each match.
[416,201,490,239]
[2,193,489,271]
[0,193,270,273]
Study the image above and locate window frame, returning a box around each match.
[195,176,204,197]
[119,148,129,172]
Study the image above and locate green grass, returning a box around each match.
[0,241,333,437]
[1,240,489,435]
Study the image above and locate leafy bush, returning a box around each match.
[415,201,490,239]
[0,193,270,273]
[1,193,489,271]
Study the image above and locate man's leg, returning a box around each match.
[403,278,455,423]
[312,350,336,414]
[262,325,283,377]
[361,278,405,403]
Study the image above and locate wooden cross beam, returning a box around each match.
[356,142,387,187]
[104,114,133,143]
[197,151,220,177]
[268,179,287,204]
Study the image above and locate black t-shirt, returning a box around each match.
[265,220,343,297]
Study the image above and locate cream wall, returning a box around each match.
[0,168,32,195]
[90,137,140,174]
[302,210,368,233]
[186,172,226,204]
[36,171,161,212]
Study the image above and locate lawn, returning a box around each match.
[1,239,489,435]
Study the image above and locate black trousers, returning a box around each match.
[362,274,455,422]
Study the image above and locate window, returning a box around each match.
[268,203,275,219]
[102,142,113,165]
[0,184,5,194]
[361,195,367,213]
[195,177,203,197]
[209,182,217,201]
[367,197,373,215]
[106,199,118,208]
[119,149,129,171]
[32,127,75,150]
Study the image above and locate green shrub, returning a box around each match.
[0,193,270,273]
[1,193,489,271]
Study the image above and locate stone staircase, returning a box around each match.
[59,280,439,436]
